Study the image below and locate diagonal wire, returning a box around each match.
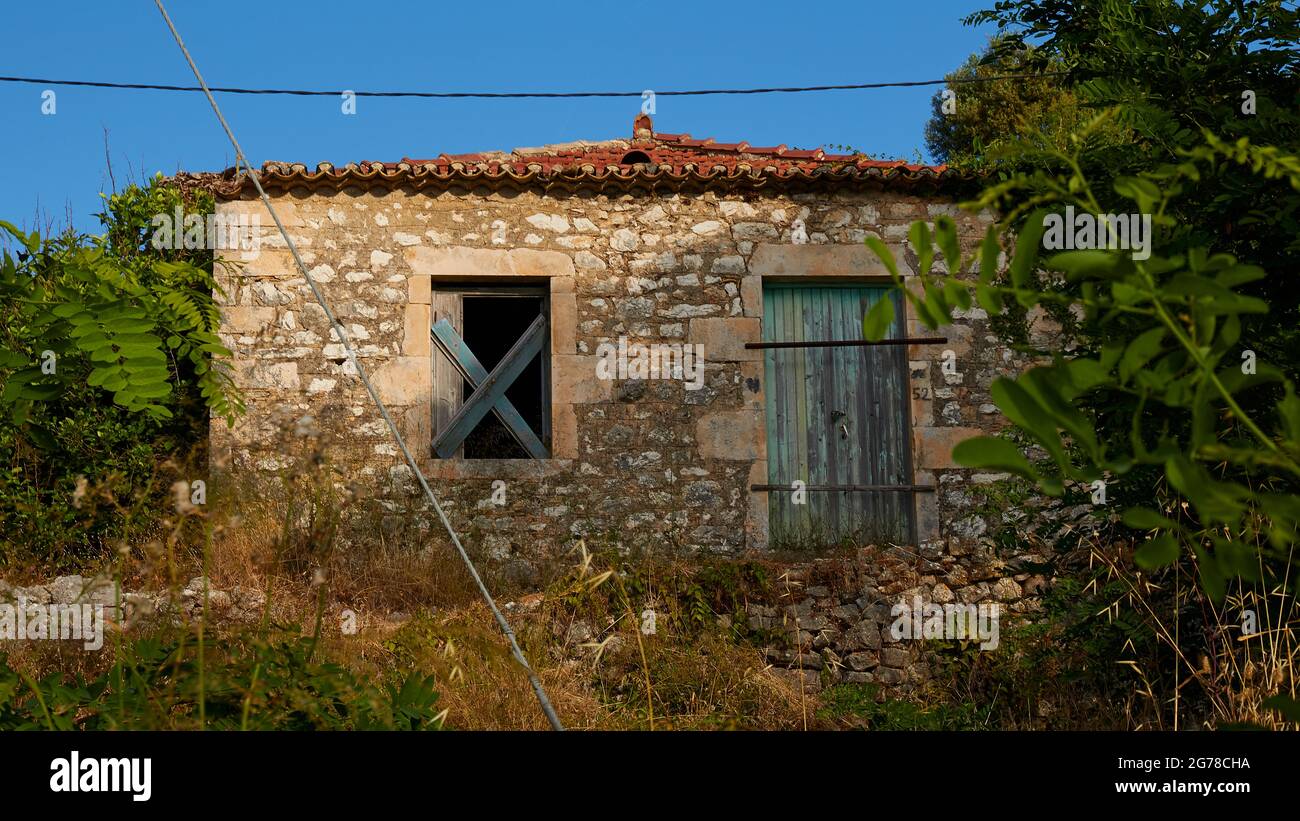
[151,0,564,731]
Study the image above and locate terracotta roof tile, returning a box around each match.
[196,114,966,198]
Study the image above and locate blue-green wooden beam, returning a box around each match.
[430,314,548,459]
[429,318,549,459]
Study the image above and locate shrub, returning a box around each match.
[0,626,442,731]
[0,176,240,566]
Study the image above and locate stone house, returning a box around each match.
[204,114,1017,576]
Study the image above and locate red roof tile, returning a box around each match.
[196,114,963,198]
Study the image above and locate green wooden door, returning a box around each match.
[763,283,913,547]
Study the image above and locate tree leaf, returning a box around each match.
[1122,507,1179,531]
[861,296,895,342]
[1012,210,1049,285]
[1119,327,1166,383]
[864,236,901,280]
[1135,534,1180,569]
[1166,455,1247,524]
[978,225,1000,285]
[909,221,935,277]
[975,282,1003,313]
[992,378,1068,466]
[952,436,1035,477]
[934,215,961,273]
[1045,250,1119,279]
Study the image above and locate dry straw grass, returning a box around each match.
[17,420,1293,731]
[309,540,816,731]
[1089,535,1298,731]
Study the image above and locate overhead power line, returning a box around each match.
[0,71,1070,99]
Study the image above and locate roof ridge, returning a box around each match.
[195,114,959,198]
[390,114,942,172]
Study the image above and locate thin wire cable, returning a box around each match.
[151,0,564,731]
[0,71,1071,98]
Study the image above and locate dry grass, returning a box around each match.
[37,484,816,731]
[3,423,824,731]
[321,603,622,730]
[312,600,814,731]
[1089,536,1299,730]
[19,427,1293,732]
[203,497,484,615]
[304,541,809,730]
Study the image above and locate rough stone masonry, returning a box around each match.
[201,115,1048,603]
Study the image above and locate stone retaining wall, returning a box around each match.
[735,543,1049,694]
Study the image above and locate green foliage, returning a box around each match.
[818,683,987,729]
[551,550,772,641]
[866,1,1300,607]
[918,573,1161,729]
[968,1,1299,160]
[864,133,1300,598]
[964,0,1300,401]
[923,36,1131,169]
[98,173,217,268]
[0,177,243,564]
[0,627,442,731]
[888,0,1300,726]
[0,401,177,569]
[0,215,238,426]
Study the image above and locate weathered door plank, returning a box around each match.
[764,284,913,545]
[430,291,464,458]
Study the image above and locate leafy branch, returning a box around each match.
[862,131,1300,598]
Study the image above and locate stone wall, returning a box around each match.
[739,544,1049,694]
[0,574,266,630]
[212,184,1034,578]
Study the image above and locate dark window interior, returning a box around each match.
[460,294,547,459]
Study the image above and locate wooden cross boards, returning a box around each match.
[429,313,549,459]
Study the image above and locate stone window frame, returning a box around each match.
[403,246,583,482]
[428,281,553,459]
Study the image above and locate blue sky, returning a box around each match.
[0,1,996,235]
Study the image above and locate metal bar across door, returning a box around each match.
[745,337,947,350]
[751,483,936,493]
